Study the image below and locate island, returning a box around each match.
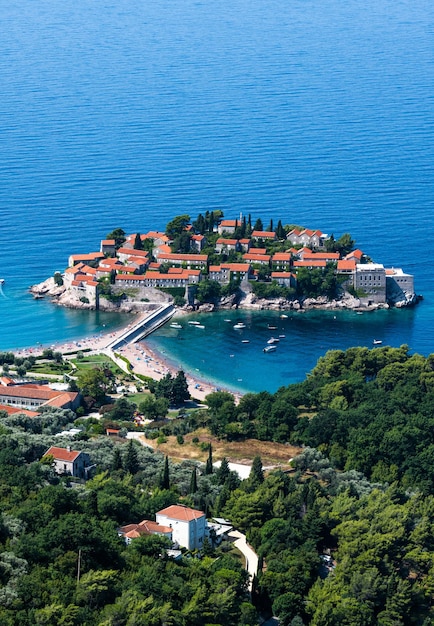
[30,212,418,314]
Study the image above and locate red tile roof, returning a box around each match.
[157,505,205,521]
[337,260,356,271]
[243,253,271,262]
[158,253,208,262]
[221,263,250,272]
[44,446,82,462]
[293,260,327,268]
[251,230,276,238]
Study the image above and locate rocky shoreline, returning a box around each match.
[29,277,419,316]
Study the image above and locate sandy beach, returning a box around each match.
[11,312,241,404]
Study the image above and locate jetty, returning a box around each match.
[105,303,175,350]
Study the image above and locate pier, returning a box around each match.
[105,303,175,350]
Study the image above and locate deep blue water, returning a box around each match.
[0,0,433,391]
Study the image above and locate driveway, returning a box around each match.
[228,529,258,590]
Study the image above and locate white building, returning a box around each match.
[43,446,90,478]
[156,505,206,550]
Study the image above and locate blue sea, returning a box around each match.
[0,0,433,392]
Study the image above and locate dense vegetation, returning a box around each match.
[3,344,434,623]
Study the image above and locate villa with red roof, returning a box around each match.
[43,446,90,478]
[118,519,173,545]
[156,504,206,550]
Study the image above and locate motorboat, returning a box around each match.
[233,322,246,329]
[268,324,277,330]
[241,339,250,343]
[263,345,277,353]
[188,320,201,325]
[373,339,383,345]
[267,337,280,344]
[280,314,288,319]
[0,279,4,285]
[170,323,183,329]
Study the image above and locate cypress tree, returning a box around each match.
[160,455,170,490]
[189,467,198,494]
[133,233,142,250]
[205,444,213,475]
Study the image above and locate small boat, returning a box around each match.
[170,323,183,329]
[263,345,277,353]
[241,339,250,343]
[233,323,246,329]
[268,324,277,330]
[194,324,205,329]
[279,334,286,338]
[280,314,288,319]
[224,319,231,322]
[373,339,383,345]
[0,279,4,285]
[267,337,280,344]
[188,320,201,325]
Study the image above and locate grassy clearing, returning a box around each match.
[139,427,301,468]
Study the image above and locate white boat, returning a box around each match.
[373,339,383,345]
[280,314,288,319]
[188,320,201,325]
[0,279,4,285]
[279,334,286,338]
[170,323,183,329]
[233,323,246,329]
[241,339,250,343]
[194,324,205,329]
[263,345,277,353]
[268,324,277,330]
[267,337,280,344]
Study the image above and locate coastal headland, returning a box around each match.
[25,214,419,395]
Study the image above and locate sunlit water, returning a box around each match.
[0,0,433,390]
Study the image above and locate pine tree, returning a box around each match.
[124,440,139,474]
[160,455,170,490]
[111,447,123,471]
[249,455,264,487]
[205,444,213,475]
[189,467,198,494]
[216,457,230,484]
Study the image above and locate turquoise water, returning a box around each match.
[147,308,419,394]
[0,0,433,390]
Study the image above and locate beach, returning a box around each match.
[11,312,240,404]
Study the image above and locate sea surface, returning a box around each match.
[0,0,433,392]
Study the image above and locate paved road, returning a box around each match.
[228,529,258,591]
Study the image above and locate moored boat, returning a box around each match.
[263,345,277,353]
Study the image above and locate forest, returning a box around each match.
[2,344,434,624]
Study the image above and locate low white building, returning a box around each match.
[156,505,206,551]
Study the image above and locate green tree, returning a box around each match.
[189,467,198,494]
[124,440,139,474]
[106,228,126,249]
[77,367,111,403]
[249,456,264,489]
[205,444,213,475]
[165,214,190,239]
[133,233,143,250]
[160,455,170,489]
[111,448,123,471]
